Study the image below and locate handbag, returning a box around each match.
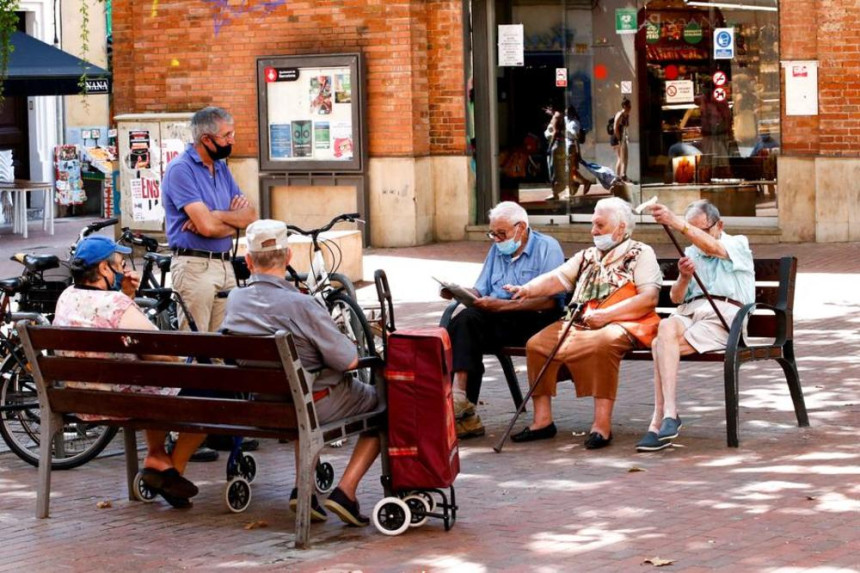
[582,281,660,348]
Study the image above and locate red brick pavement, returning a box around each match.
[2,237,860,571]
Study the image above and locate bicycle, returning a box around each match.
[283,214,377,373]
[0,219,124,469]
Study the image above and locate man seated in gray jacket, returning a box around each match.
[221,219,378,527]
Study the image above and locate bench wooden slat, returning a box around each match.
[26,327,282,361]
[38,357,289,395]
[46,388,299,430]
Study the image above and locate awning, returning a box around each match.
[3,31,111,97]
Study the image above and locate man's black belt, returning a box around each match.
[685,294,743,308]
[172,248,230,261]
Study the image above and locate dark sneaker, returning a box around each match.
[289,488,328,522]
[324,487,370,526]
[511,422,557,443]
[636,431,671,452]
[657,416,683,441]
[456,413,485,440]
[140,467,199,499]
[189,446,220,462]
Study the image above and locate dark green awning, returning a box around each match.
[3,31,111,97]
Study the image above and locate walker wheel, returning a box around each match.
[225,477,252,513]
[132,471,158,503]
[239,453,257,483]
[315,461,335,495]
[403,494,431,528]
[372,497,411,536]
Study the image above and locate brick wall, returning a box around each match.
[112,0,468,159]
[782,0,860,157]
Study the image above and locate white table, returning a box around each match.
[0,180,54,239]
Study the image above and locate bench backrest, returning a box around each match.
[19,326,323,438]
[655,256,796,339]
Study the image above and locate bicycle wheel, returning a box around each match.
[0,348,118,470]
[328,272,358,302]
[326,292,376,383]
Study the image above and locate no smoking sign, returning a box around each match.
[713,70,727,86]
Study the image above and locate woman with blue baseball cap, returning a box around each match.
[53,235,206,508]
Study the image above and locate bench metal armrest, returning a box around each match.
[439,300,461,328]
[726,301,790,353]
[351,355,385,371]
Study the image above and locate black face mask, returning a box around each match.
[206,138,232,160]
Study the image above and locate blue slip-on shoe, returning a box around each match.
[636,431,671,452]
[657,416,683,441]
[324,487,370,526]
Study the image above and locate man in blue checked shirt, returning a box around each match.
[443,201,564,439]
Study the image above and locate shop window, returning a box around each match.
[638,0,780,218]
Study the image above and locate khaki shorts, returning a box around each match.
[170,255,237,333]
[672,298,741,354]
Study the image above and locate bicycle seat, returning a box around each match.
[19,254,60,272]
[143,252,172,273]
[0,277,23,293]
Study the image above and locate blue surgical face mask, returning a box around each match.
[105,263,124,291]
[496,225,522,256]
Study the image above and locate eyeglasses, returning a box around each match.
[486,223,520,241]
[208,131,236,142]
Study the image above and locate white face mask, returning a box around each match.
[593,230,620,251]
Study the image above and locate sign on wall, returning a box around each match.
[258,53,365,172]
[615,8,637,35]
[498,24,524,67]
[665,80,694,104]
[783,60,819,116]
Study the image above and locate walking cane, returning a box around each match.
[494,302,584,454]
[636,197,730,331]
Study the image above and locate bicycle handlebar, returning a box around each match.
[286,212,362,237]
[82,218,119,237]
[119,227,161,252]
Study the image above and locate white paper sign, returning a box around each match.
[714,28,734,60]
[498,25,524,67]
[130,177,165,223]
[665,80,694,104]
[783,60,819,116]
[621,81,632,94]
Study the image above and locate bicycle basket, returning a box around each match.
[17,280,70,315]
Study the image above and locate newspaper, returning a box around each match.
[432,277,478,308]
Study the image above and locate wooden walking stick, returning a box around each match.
[637,197,730,331]
[494,302,584,454]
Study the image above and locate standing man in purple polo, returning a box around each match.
[163,106,257,334]
[163,107,258,459]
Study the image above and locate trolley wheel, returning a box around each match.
[225,477,252,513]
[315,461,335,495]
[239,453,257,483]
[414,490,436,513]
[372,497,411,536]
[403,494,431,528]
[132,471,158,503]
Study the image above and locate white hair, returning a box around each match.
[488,201,529,227]
[595,197,636,234]
[685,200,721,227]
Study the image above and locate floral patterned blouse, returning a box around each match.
[53,286,175,419]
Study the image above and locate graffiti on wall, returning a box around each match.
[202,0,287,35]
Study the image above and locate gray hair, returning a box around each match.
[191,107,234,144]
[595,197,636,234]
[488,201,529,227]
[249,248,290,270]
[685,200,721,227]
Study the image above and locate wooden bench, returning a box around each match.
[440,256,808,447]
[19,325,385,549]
